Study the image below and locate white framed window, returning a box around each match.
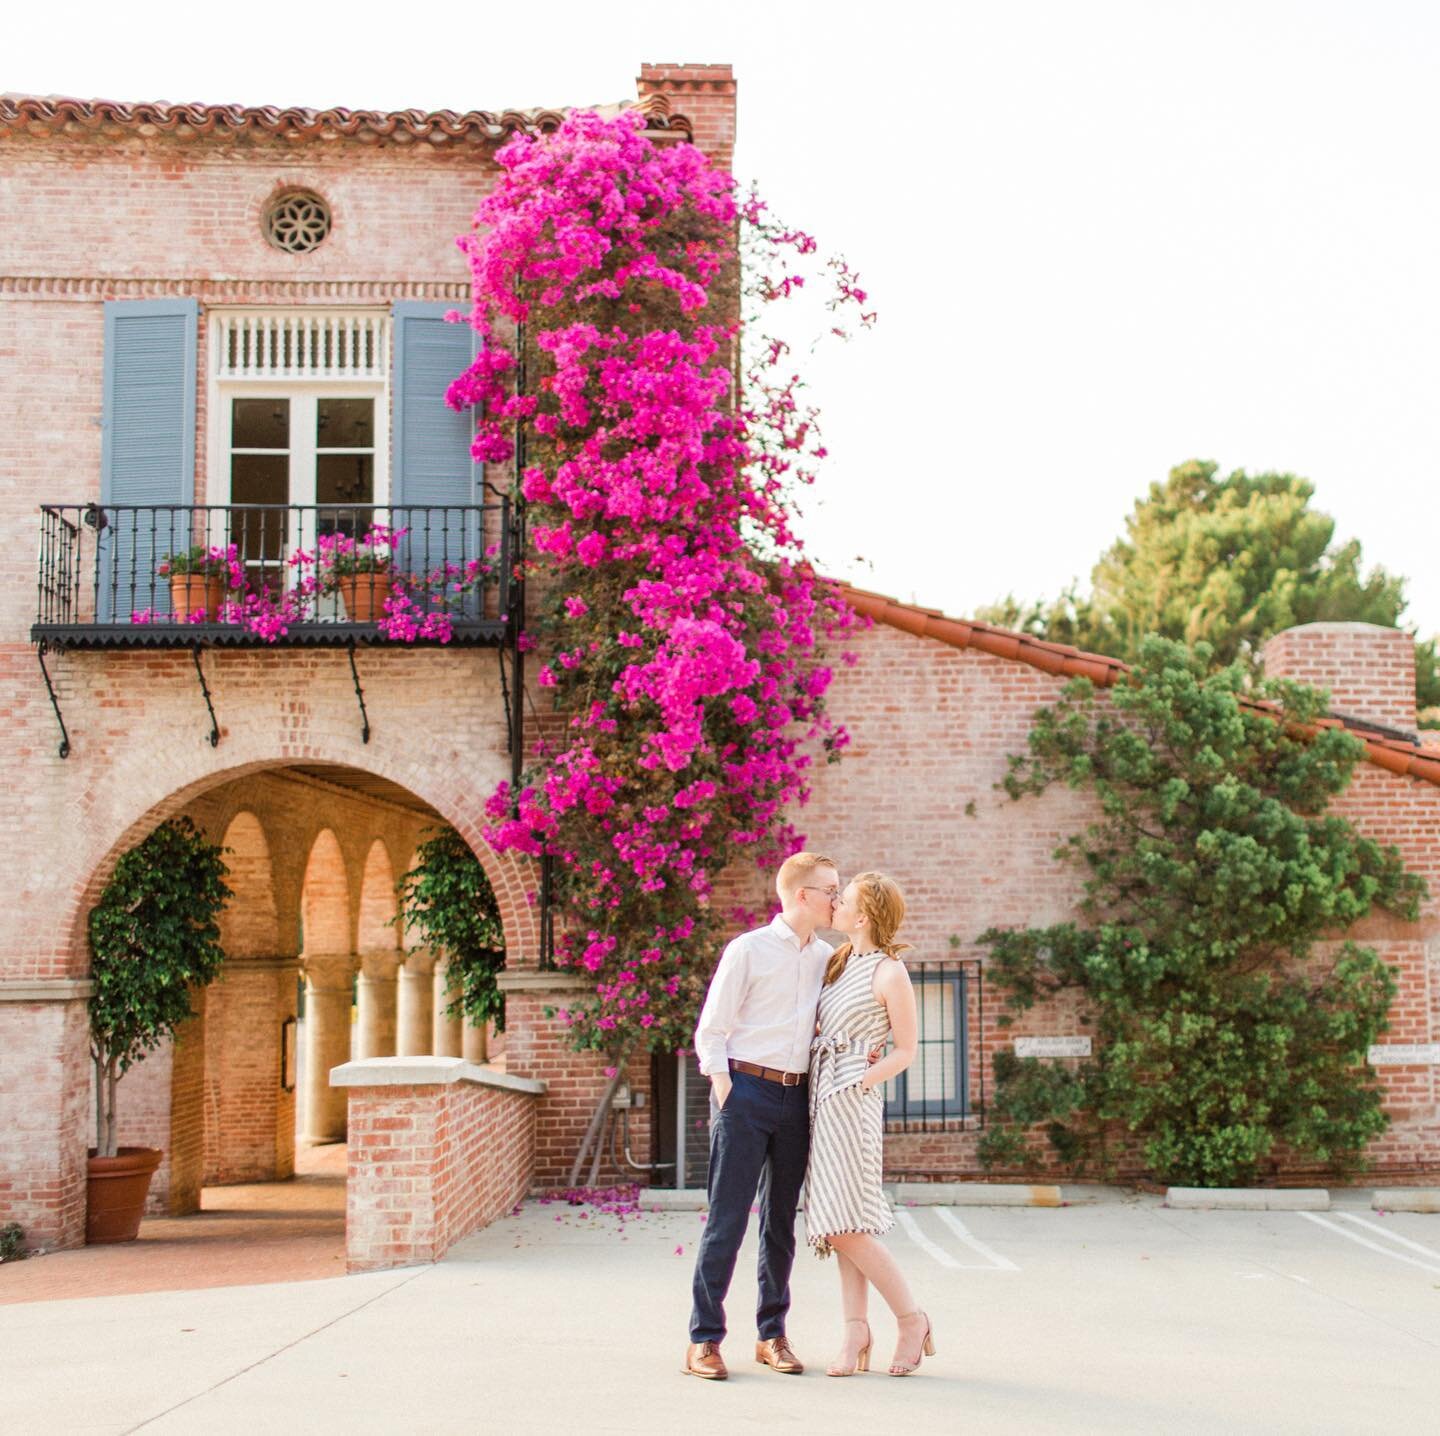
[205,309,391,592]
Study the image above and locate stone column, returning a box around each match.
[396,949,436,1057]
[301,954,356,1143]
[432,957,464,1059]
[462,1014,489,1065]
[355,951,400,1060]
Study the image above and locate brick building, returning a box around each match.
[3,65,1438,1271]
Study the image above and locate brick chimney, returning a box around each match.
[1261,622,1417,735]
[637,62,737,171]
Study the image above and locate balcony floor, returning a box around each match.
[32,620,509,651]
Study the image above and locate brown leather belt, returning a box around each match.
[729,1058,807,1086]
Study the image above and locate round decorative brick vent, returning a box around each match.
[264,190,331,253]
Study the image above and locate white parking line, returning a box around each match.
[1339,1212,1440,1265]
[895,1209,961,1268]
[933,1207,1021,1271]
[1297,1211,1440,1277]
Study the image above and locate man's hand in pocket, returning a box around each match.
[712,1073,733,1109]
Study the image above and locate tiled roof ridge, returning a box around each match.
[838,583,1440,790]
[0,94,689,145]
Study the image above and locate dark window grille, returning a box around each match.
[883,960,980,1127]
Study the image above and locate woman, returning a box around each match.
[804,871,934,1377]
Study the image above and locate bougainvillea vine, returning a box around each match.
[449,111,872,1148]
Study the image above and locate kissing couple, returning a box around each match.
[684,851,935,1379]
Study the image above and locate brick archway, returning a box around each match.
[58,754,542,983]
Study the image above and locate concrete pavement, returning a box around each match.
[2,1186,1438,1434]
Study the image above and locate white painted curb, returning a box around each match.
[635,1183,1068,1211]
[1372,1188,1440,1213]
[642,1189,709,1211]
[1165,1187,1329,1211]
[888,1182,1063,1208]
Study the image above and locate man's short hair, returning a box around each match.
[776,851,839,903]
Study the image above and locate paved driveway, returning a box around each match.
[2,1188,1437,1433]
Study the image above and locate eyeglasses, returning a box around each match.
[801,885,841,900]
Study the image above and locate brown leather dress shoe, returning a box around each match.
[755,1336,805,1374]
[684,1341,728,1379]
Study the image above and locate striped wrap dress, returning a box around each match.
[803,949,894,1258]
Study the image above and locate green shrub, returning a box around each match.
[979,637,1425,1186]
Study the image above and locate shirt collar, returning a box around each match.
[770,912,813,951]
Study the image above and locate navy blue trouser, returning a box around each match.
[689,1068,811,1344]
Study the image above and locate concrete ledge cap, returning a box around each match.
[330,1055,546,1096]
[889,1182,1063,1207]
[0,979,95,1001]
[1166,1187,1329,1211]
[495,970,593,993]
[1372,1188,1440,1213]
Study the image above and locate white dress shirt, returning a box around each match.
[694,914,834,1077]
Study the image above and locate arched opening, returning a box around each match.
[49,755,536,1283]
[298,827,352,1146]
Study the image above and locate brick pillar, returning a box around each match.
[1261,622,1417,733]
[497,970,648,1186]
[356,951,400,1060]
[637,62,737,170]
[204,957,298,1184]
[432,958,464,1059]
[166,1001,206,1211]
[301,954,355,1143]
[0,985,91,1252]
[397,949,435,1057]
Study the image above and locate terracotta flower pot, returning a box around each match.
[86,1146,162,1244]
[169,573,225,623]
[338,573,393,622]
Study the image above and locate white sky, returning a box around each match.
[12,0,1440,637]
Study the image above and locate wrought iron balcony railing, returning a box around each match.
[33,502,516,650]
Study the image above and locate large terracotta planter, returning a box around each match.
[337,573,393,622]
[169,573,225,622]
[86,1147,162,1244]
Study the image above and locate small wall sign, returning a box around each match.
[1367,1043,1440,1066]
[1014,1036,1092,1058]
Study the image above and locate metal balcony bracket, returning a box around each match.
[347,643,371,745]
[36,640,71,759]
[190,646,220,748]
[497,644,514,756]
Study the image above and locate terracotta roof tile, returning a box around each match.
[836,583,1440,791]
[0,94,690,146]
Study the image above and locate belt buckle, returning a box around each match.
[782,1070,801,1087]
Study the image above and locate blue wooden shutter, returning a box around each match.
[98,299,199,621]
[391,302,482,618]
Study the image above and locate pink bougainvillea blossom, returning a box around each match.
[450,109,871,1056]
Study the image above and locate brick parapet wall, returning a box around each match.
[338,1061,542,1272]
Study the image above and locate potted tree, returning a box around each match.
[157,544,233,623]
[86,816,231,1243]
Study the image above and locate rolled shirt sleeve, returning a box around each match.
[693,937,748,1077]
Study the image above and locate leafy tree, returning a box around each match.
[977,638,1425,1187]
[980,461,1439,723]
[87,817,232,1158]
[396,828,505,1033]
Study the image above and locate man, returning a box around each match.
[684,851,841,1380]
